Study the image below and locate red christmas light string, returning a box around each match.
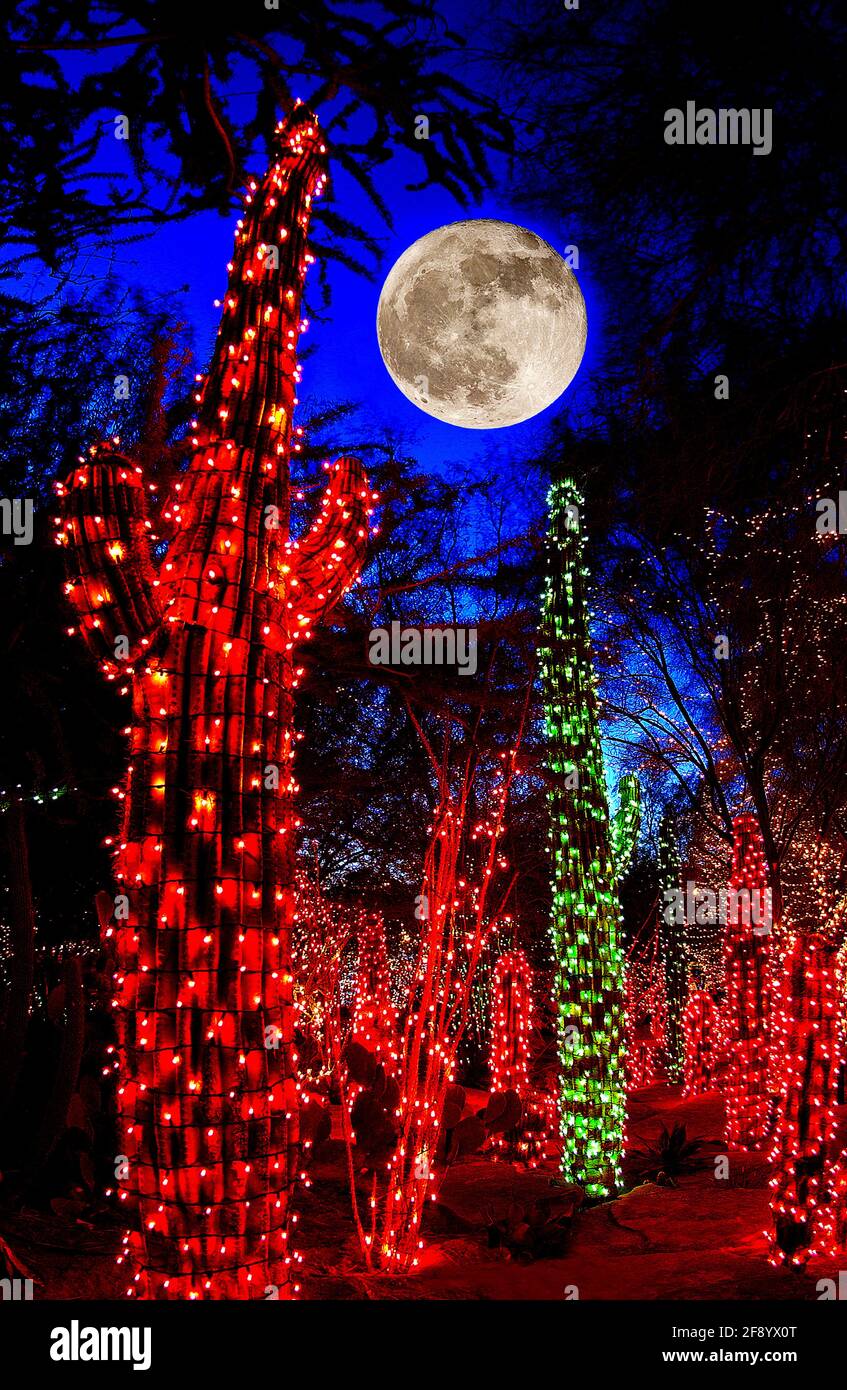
[379,771,514,1269]
[293,867,357,1086]
[55,106,374,1299]
[624,960,666,1090]
[624,919,666,1091]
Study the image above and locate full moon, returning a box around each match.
[376,219,587,430]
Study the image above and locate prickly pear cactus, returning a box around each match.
[56,106,372,1299]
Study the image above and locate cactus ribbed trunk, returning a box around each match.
[56,107,371,1298]
[611,772,641,882]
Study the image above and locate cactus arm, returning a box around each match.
[277,455,371,636]
[611,772,641,883]
[55,450,163,671]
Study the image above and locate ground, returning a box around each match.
[3,1083,843,1301]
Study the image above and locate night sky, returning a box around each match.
[35,5,602,489]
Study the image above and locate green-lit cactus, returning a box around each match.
[539,478,625,1197]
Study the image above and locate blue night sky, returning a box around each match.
[38,7,604,492]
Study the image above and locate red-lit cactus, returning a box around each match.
[768,935,845,1266]
[55,107,371,1299]
[723,813,773,1150]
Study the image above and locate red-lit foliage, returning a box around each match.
[768,935,845,1265]
[682,986,722,1097]
[335,708,524,1273]
[55,107,372,1299]
[488,948,551,1164]
[377,766,515,1270]
[489,949,532,1096]
[293,869,357,1086]
[352,910,398,1074]
[624,951,666,1090]
[723,814,772,1151]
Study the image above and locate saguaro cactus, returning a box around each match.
[540,478,625,1197]
[56,106,371,1299]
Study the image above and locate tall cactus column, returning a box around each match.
[540,479,625,1197]
[56,107,371,1299]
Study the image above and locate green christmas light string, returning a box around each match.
[539,479,625,1197]
[658,809,686,1081]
